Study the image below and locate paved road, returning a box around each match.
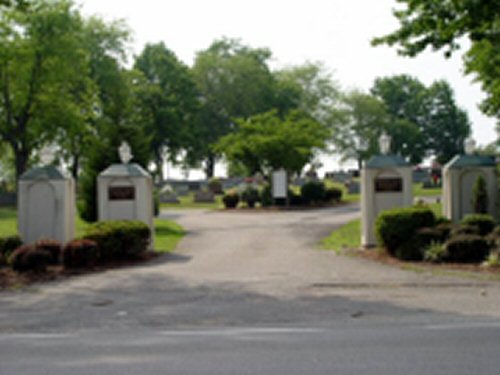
[1,205,500,374]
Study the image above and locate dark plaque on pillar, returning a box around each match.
[109,186,135,200]
[375,178,402,192]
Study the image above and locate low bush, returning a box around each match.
[83,220,150,261]
[450,224,480,237]
[260,185,273,207]
[461,214,495,235]
[444,234,490,263]
[62,239,99,269]
[208,178,224,195]
[394,227,442,261]
[35,238,62,264]
[289,191,304,206]
[324,187,342,203]
[375,206,436,257]
[0,235,22,261]
[301,181,326,204]
[9,244,51,272]
[434,222,455,242]
[424,241,448,263]
[222,191,239,208]
[241,186,260,208]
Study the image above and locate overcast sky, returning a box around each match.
[79,0,496,173]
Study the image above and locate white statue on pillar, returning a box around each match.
[464,137,476,155]
[119,141,133,164]
[379,133,391,155]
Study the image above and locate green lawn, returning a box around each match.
[0,207,184,253]
[413,183,442,197]
[161,193,223,210]
[321,218,361,253]
[322,202,443,253]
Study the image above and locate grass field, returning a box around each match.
[322,202,444,252]
[161,193,223,210]
[321,218,361,253]
[0,207,184,253]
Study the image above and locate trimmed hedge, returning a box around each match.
[222,191,239,208]
[444,234,490,263]
[450,224,480,237]
[62,239,99,269]
[0,235,22,262]
[35,238,62,265]
[83,220,150,260]
[375,206,436,257]
[461,214,495,236]
[9,244,51,272]
[300,181,326,204]
[241,186,260,208]
[324,187,342,202]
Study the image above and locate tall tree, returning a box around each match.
[331,91,390,170]
[371,75,427,163]
[0,0,94,181]
[371,75,471,164]
[216,110,329,176]
[372,0,500,121]
[422,80,471,164]
[191,38,276,177]
[134,42,199,183]
[274,62,341,128]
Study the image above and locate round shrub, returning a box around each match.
[450,224,480,237]
[395,227,442,261]
[324,187,342,203]
[222,191,239,209]
[9,244,51,273]
[241,186,260,208]
[424,241,447,263]
[0,235,22,260]
[208,178,224,195]
[301,181,326,204]
[461,214,495,235]
[62,239,99,269]
[35,238,62,264]
[83,220,151,261]
[289,191,304,206]
[444,234,490,263]
[375,206,436,257]
[434,222,455,242]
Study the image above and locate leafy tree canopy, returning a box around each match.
[134,42,199,182]
[216,110,329,176]
[372,0,500,119]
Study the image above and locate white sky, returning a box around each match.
[79,0,496,175]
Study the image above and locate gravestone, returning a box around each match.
[345,180,360,194]
[361,133,413,247]
[18,149,75,244]
[98,142,154,248]
[194,190,215,203]
[442,138,498,222]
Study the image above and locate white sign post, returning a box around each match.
[272,169,288,205]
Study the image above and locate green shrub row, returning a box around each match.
[82,220,150,260]
[376,208,498,264]
[222,181,342,209]
[2,220,150,273]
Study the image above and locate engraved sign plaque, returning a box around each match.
[375,178,402,192]
[109,186,135,200]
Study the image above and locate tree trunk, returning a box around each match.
[14,145,29,189]
[204,154,215,179]
[155,158,164,184]
[70,154,79,181]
